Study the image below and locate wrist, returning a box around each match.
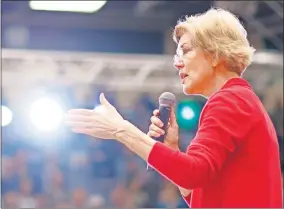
[164,141,179,151]
[179,188,192,197]
[112,119,156,161]
[113,119,130,141]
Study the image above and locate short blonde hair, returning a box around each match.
[173,8,255,75]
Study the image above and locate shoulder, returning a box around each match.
[210,86,255,110]
[199,84,259,127]
[210,77,259,110]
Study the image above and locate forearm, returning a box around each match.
[164,144,192,197]
[115,120,194,192]
[115,120,156,161]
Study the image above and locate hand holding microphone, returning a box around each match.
[147,92,179,150]
[146,92,179,170]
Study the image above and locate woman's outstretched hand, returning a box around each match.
[65,93,125,139]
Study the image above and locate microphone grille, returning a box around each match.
[159,92,176,107]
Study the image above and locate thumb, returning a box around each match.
[169,105,178,126]
[99,93,113,108]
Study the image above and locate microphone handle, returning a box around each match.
[147,105,171,171]
[153,106,171,142]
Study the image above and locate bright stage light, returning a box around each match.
[30,97,63,132]
[2,106,13,127]
[181,106,195,120]
[176,99,202,131]
[29,1,107,13]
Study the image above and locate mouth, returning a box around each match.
[179,72,188,83]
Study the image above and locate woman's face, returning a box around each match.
[174,33,215,96]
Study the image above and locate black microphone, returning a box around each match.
[147,92,176,170]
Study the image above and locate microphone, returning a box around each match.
[147,92,176,170]
[153,92,176,142]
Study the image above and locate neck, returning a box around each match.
[202,70,239,98]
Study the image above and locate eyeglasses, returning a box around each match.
[173,46,200,65]
[173,52,184,66]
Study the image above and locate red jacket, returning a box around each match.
[148,78,283,207]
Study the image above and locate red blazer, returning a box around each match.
[148,78,283,208]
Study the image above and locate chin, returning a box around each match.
[183,84,204,96]
[183,84,196,95]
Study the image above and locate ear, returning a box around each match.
[204,50,218,67]
[212,56,219,67]
[210,53,219,67]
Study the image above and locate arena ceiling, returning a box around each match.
[2,1,283,51]
[2,1,283,106]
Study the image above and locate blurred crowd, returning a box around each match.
[2,92,190,209]
[2,81,283,208]
[2,141,189,208]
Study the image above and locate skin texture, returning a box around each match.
[175,32,239,97]
[175,34,215,96]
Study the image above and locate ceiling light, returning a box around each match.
[29,1,107,13]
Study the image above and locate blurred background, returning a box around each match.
[1,1,283,208]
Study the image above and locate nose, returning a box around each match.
[173,57,184,71]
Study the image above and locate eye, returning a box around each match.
[182,46,192,54]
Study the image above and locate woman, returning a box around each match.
[66,8,283,207]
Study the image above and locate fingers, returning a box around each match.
[153,109,159,116]
[67,109,93,116]
[150,115,163,128]
[149,124,165,135]
[65,114,93,123]
[147,130,160,138]
[67,121,93,129]
[152,108,177,127]
[72,128,93,135]
[66,109,95,129]
[148,113,165,137]
[148,109,164,138]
